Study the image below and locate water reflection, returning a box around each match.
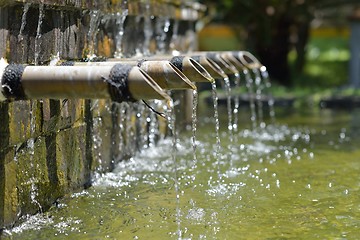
[2,108,360,239]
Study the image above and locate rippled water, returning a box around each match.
[3,105,360,239]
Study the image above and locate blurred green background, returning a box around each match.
[198,0,360,97]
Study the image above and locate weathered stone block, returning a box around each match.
[8,100,42,147]
[15,137,45,213]
[60,99,85,129]
[3,148,18,227]
[56,123,88,190]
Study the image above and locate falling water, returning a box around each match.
[125,103,137,156]
[170,20,179,55]
[143,0,153,56]
[211,82,221,179]
[117,103,126,158]
[156,17,171,54]
[260,66,276,123]
[17,3,31,62]
[232,73,241,142]
[165,100,182,239]
[223,77,234,156]
[92,101,104,172]
[143,16,153,56]
[34,3,44,65]
[114,3,128,58]
[147,101,162,147]
[253,69,265,128]
[87,10,101,58]
[28,101,42,213]
[136,103,150,149]
[191,89,198,167]
[18,3,30,42]
[244,69,257,129]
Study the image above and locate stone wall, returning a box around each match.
[0,0,203,229]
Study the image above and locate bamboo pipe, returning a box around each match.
[66,60,196,90]
[109,56,215,83]
[143,54,226,79]
[203,52,239,77]
[220,52,247,72]
[0,60,170,103]
[171,56,215,83]
[186,55,228,79]
[232,51,263,69]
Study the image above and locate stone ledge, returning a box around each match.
[0,0,205,21]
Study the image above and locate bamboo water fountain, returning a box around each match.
[0,0,269,231]
[0,0,208,229]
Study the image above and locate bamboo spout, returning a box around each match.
[127,67,171,101]
[233,51,263,69]
[170,56,214,83]
[220,52,246,71]
[0,60,170,102]
[66,60,196,90]
[204,52,239,76]
[188,55,228,79]
[140,60,197,90]
[118,56,214,83]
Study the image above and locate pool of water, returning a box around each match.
[2,104,360,239]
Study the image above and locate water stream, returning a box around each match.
[34,4,44,65]
[114,6,128,58]
[87,10,101,58]
[210,81,221,180]
[191,90,198,167]
[244,69,258,129]
[260,66,276,123]
[253,69,265,128]
[223,77,234,162]
[18,2,31,60]
[232,73,241,140]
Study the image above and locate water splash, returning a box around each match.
[34,3,44,65]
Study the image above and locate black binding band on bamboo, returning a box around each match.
[1,64,26,100]
[107,64,136,103]
[170,56,184,72]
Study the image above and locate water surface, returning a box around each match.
[3,106,360,239]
